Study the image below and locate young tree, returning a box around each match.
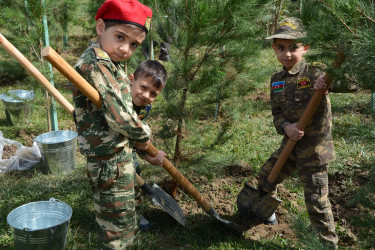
[145,0,273,165]
[300,0,375,91]
[299,1,375,248]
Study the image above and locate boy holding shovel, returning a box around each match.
[71,0,166,248]
[239,17,338,248]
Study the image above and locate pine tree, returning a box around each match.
[145,0,274,164]
[299,1,375,248]
[0,0,76,66]
[299,0,375,91]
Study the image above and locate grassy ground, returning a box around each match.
[1,14,375,250]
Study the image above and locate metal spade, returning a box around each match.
[136,174,186,226]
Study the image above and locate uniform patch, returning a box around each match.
[312,61,327,70]
[94,48,110,61]
[297,77,311,89]
[272,81,285,93]
[138,104,152,121]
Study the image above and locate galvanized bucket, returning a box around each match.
[7,198,73,250]
[35,130,78,174]
[0,90,34,125]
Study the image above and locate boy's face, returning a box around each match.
[272,39,310,70]
[129,74,164,107]
[96,19,146,62]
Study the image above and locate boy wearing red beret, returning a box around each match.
[71,0,165,249]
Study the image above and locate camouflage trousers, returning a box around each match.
[257,153,338,248]
[87,150,137,250]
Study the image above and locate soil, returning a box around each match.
[17,129,35,147]
[2,144,18,159]
[158,162,361,248]
[1,129,35,159]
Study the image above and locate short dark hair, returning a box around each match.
[134,60,167,88]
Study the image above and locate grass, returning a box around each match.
[1,15,375,250]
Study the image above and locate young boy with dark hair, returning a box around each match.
[70,0,166,248]
[254,17,337,248]
[130,60,168,230]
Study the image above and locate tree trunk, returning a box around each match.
[169,86,188,198]
[173,86,188,163]
[273,0,285,33]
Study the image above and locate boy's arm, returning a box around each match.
[270,81,290,135]
[87,62,151,142]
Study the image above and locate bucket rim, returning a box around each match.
[7,198,73,232]
[0,90,34,103]
[35,130,78,144]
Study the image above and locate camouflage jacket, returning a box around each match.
[72,41,151,157]
[270,59,335,166]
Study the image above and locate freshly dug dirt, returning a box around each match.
[2,144,18,159]
[17,129,35,147]
[157,162,360,248]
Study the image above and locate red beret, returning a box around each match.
[95,0,152,33]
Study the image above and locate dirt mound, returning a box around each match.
[17,129,35,147]
[2,144,18,159]
[155,164,360,247]
[153,162,368,248]
[158,164,298,243]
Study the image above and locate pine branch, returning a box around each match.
[357,7,375,24]
[316,0,356,36]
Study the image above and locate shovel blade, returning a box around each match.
[150,183,187,227]
[237,182,281,221]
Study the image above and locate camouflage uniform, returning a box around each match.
[72,41,151,249]
[257,59,338,247]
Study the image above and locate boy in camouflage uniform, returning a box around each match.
[130,60,168,230]
[257,17,338,248]
[71,0,166,249]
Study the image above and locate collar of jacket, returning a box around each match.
[283,59,307,75]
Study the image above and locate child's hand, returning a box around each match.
[284,123,304,141]
[314,75,329,95]
[135,140,149,151]
[145,150,166,166]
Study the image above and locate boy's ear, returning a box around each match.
[128,74,135,83]
[96,18,105,36]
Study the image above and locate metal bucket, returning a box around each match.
[35,130,78,174]
[7,198,73,250]
[0,90,34,125]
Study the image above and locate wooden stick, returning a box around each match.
[41,46,102,109]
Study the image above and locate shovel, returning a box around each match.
[136,174,186,226]
[0,32,186,227]
[237,53,346,221]
[41,46,238,231]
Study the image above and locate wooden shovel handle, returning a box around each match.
[135,173,145,187]
[267,53,345,184]
[41,46,102,109]
[146,143,211,211]
[42,46,212,212]
[0,33,74,115]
